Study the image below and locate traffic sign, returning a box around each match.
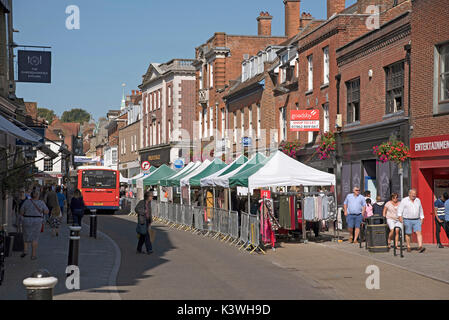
[141,161,151,171]
[174,158,185,169]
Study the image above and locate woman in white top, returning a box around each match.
[383,193,402,249]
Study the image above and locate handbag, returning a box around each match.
[136,222,148,235]
[149,227,156,243]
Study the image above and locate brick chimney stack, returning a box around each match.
[327,0,346,19]
[300,12,313,29]
[284,0,301,39]
[257,11,273,37]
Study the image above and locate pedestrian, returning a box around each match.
[364,190,372,203]
[344,187,366,244]
[398,189,426,253]
[443,192,449,244]
[373,195,385,217]
[70,189,85,226]
[56,186,67,218]
[383,193,403,249]
[46,185,61,236]
[135,191,153,255]
[364,198,374,219]
[19,190,49,260]
[434,193,449,248]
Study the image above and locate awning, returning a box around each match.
[120,174,129,184]
[179,160,211,187]
[159,161,198,187]
[131,167,157,184]
[188,158,227,187]
[0,114,41,144]
[142,165,176,186]
[200,155,248,187]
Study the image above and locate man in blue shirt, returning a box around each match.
[344,187,366,244]
[434,193,449,248]
[56,186,67,219]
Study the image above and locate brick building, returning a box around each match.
[139,59,196,169]
[193,9,287,161]
[119,90,142,178]
[408,0,449,244]
[335,5,411,205]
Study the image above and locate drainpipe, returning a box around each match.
[404,42,412,198]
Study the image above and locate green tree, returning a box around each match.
[37,108,56,123]
[61,108,91,124]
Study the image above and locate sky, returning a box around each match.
[13,0,357,121]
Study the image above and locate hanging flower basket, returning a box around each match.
[279,140,302,158]
[372,140,410,165]
[317,132,336,160]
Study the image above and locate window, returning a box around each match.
[209,107,213,137]
[168,120,171,141]
[158,122,161,144]
[241,109,244,138]
[233,112,237,143]
[257,103,261,138]
[385,61,404,114]
[112,149,118,164]
[146,126,149,147]
[346,78,360,123]
[82,170,117,189]
[168,86,172,106]
[151,93,154,111]
[210,64,214,88]
[199,111,203,139]
[123,138,126,154]
[199,69,203,90]
[44,158,53,171]
[323,47,330,85]
[152,122,156,145]
[323,103,330,133]
[437,43,449,108]
[158,90,161,109]
[221,109,225,139]
[248,106,253,137]
[280,67,286,84]
[145,94,149,113]
[203,108,208,138]
[308,132,314,144]
[279,107,287,142]
[308,55,313,91]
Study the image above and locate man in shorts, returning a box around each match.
[344,187,366,244]
[398,189,425,253]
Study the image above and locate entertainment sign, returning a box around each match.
[290,110,320,132]
[18,50,52,83]
[410,134,449,158]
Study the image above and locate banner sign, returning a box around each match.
[410,134,449,158]
[18,50,52,83]
[290,110,320,132]
[74,156,99,163]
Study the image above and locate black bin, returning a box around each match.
[366,216,389,253]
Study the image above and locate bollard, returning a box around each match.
[23,269,58,300]
[90,209,97,239]
[68,226,81,267]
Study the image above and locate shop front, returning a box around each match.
[411,134,449,245]
[139,145,171,169]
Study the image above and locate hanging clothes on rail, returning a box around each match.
[289,196,298,230]
[304,196,315,221]
[278,196,291,230]
[259,198,278,248]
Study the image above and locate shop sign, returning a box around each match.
[261,190,271,199]
[290,110,320,132]
[140,148,170,167]
[18,50,52,83]
[410,134,449,158]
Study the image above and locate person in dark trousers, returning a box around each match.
[434,193,449,248]
[70,189,85,226]
[135,191,153,255]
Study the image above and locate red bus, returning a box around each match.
[69,166,120,212]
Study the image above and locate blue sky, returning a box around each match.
[14,0,356,121]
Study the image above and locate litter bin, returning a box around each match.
[366,216,389,253]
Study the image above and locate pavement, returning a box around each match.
[0,217,120,300]
[2,213,449,300]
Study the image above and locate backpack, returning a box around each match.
[372,202,385,216]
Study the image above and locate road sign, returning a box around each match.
[242,137,252,147]
[141,161,151,171]
[174,158,185,169]
[290,110,320,132]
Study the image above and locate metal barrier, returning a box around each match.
[239,212,250,249]
[217,209,230,241]
[229,210,239,244]
[175,204,183,228]
[168,203,175,225]
[130,198,138,215]
[248,214,263,254]
[183,205,194,231]
[193,207,205,234]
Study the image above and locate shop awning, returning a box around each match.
[247,151,336,189]
[120,174,130,184]
[213,152,267,188]
[143,165,176,186]
[200,155,248,187]
[159,161,199,187]
[179,160,211,187]
[188,158,227,187]
[0,114,41,144]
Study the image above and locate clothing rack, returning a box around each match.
[269,191,338,243]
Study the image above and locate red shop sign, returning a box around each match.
[410,134,449,158]
[290,110,320,132]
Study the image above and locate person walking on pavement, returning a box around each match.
[19,190,49,260]
[434,193,449,248]
[398,189,426,253]
[46,185,61,236]
[383,193,403,249]
[444,193,449,244]
[56,186,67,220]
[344,187,366,244]
[70,189,86,226]
[135,191,153,255]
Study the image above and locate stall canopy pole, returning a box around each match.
[228,188,231,213]
[213,187,216,209]
[180,186,183,205]
[188,185,191,206]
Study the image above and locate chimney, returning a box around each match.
[132,90,136,96]
[257,11,273,37]
[284,0,301,39]
[300,12,313,29]
[327,0,346,19]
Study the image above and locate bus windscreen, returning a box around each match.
[82,170,117,189]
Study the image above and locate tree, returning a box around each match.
[37,108,56,123]
[61,108,91,124]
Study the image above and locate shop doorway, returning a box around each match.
[363,160,377,200]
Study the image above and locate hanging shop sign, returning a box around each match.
[140,148,170,167]
[18,50,52,83]
[290,110,320,132]
[242,137,252,147]
[410,134,449,158]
